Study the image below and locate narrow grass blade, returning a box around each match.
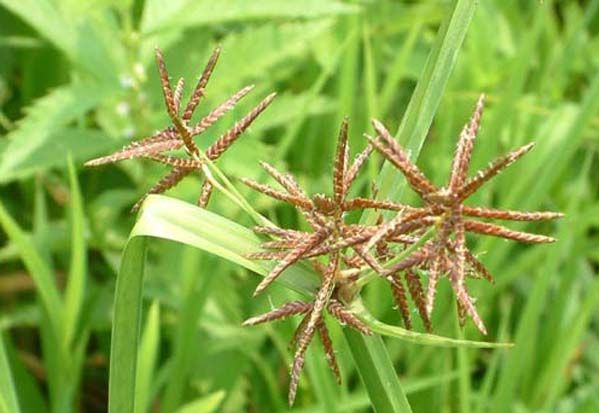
[344,331,413,413]
[64,155,86,349]
[108,237,147,413]
[369,0,477,221]
[0,334,21,413]
[135,301,161,413]
[0,202,63,337]
[350,299,511,349]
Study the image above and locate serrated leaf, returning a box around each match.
[0,81,116,182]
[141,0,356,35]
[0,0,121,80]
[0,128,118,183]
[0,0,73,57]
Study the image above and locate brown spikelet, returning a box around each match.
[365,208,432,251]
[182,46,221,123]
[190,85,254,136]
[458,143,535,201]
[197,179,213,208]
[155,47,177,118]
[245,251,286,260]
[253,225,304,239]
[147,154,203,168]
[462,206,563,221]
[370,120,436,196]
[462,249,494,283]
[240,178,313,210]
[253,227,329,295]
[242,301,312,326]
[206,93,277,160]
[344,144,373,188]
[333,118,350,204]
[390,274,412,329]
[317,319,341,384]
[289,320,312,406]
[85,130,182,166]
[173,78,185,111]
[404,270,432,332]
[464,220,556,243]
[449,94,484,191]
[343,197,414,212]
[327,300,372,335]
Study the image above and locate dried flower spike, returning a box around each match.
[85,46,275,211]
[367,94,563,334]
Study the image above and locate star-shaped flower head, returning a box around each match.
[85,46,276,211]
[242,120,429,403]
[242,119,416,296]
[365,95,563,334]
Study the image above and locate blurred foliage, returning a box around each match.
[1,0,599,412]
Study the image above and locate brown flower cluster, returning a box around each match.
[243,95,562,404]
[86,47,275,211]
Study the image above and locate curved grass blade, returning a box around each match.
[0,334,21,413]
[108,193,509,412]
[349,299,512,349]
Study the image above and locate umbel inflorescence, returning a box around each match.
[85,49,561,406]
[86,46,275,211]
[242,95,561,404]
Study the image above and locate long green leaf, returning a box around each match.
[344,332,413,413]
[108,237,147,413]
[63,156,86,349]
[0,334,21,413]
[0,203,63,337]
[369,0,477,218]
[134,301,161,413]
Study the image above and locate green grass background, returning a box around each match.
[1,0,599,412]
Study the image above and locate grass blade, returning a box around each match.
[134,301,161,413]
[370,0,477,218]
[108,237,147,413]
[344,331,413,413]
[0,202,63,337]
[64,156,86,349]
[0,334,21,413]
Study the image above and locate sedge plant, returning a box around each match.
[87,46,561,407]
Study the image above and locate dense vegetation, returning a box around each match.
[1,1,598,412]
